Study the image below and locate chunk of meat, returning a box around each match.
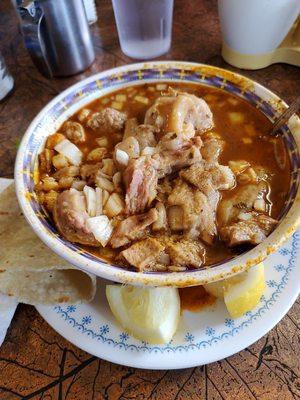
[135,125,157,150]
[167,240,205,267]
[124,118,138,139]
[218,182,267,226]
[124,119,157,150]
[168,205,185,231]
[110,208,158,248]
[87,107,127,133]
[144,96,175,132]
[158,132,191,152]
[168,179,217,244]
[152,202,167,231]
[63,121,86,144]
[144,93,213,138]
[80,163,102,185]
[123,156,158,214]
[180,163,235,211]
[154,137,202,178]
[168,94,214,137]
[201,137,224,165]
[121,238,165,271]
[156,178,173,203]
[181,164,220,211]
[220,214,277,246]
[53,189,98,246]
[115,136,140,159]
[212,165,235,190]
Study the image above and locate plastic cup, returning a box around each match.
[112,0,174,60]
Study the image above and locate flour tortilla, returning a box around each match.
[0,183,96,305]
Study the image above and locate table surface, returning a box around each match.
[0,0,299,399]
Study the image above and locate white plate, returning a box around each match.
[37,232,300,369]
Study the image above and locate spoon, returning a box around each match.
[269,96,300,136]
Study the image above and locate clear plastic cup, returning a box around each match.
[112,0,174,60]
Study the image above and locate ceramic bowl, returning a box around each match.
[15,62,300,287]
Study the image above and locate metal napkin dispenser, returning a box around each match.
[15,0,95,78]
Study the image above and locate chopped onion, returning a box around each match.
[254,198,266,212]
[238,212,253,221]
[83,186,97,217]
[102,189,109,206]
[102,158,116,176]
[95,187,103,216]
[134,95,149,105]
[104,193,125,218]
[111,101,123,111]
[71,180,87,191]
[87,215,113,246]
[242,137,252,144]
[116,94,127,102]
[112,171,122,188]
[96,175,114,192]
[96,137,108,147]
[54,139,82,166]
[156,83,167,91]
[228,112,244,124]
[115,148,129,166]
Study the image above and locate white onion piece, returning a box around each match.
[83,186,97,217]
[95,187,103,216]
[87,215,113,246]
[254,198,266,212]
[54,139,82,166]
[238,212,253,221]
[115,149,129,166]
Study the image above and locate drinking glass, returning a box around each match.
[112,0,174,59]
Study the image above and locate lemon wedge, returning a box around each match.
[204,262,265,318]
[106,285,180,344]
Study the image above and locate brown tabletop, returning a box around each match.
[0,0,299,399]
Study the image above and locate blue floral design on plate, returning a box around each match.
[274,264,285,272]
[279,248,290,256]
[82,315,92,325]
[119,332,129,342]
[99,324,109,335]
[66,305,76,313]
[185,333,195,343]
[224,318,234,328]
[205,327,216,337]
[266,280,277,288]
